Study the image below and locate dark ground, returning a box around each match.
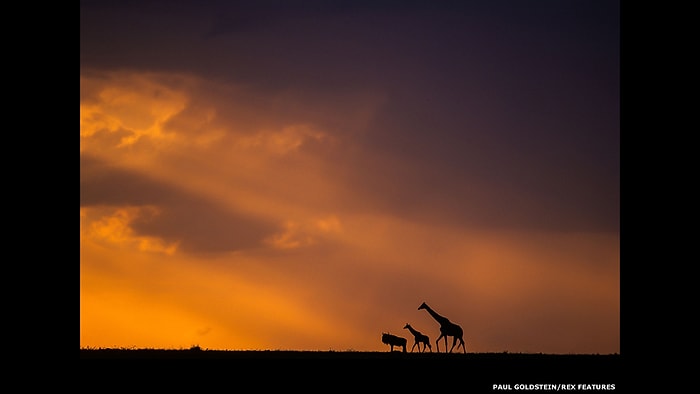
[80,349,622,390]
[80,348,618,361]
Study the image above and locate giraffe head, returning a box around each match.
[418,302,428,310]
[403,323,410,329]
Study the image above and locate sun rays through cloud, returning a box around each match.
[81,1,619,354]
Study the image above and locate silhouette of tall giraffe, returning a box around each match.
[418,302,466,353]
[404,323,432,353]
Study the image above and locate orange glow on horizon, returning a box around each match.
[80,71,619,354]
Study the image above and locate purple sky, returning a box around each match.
[80,1,620,353]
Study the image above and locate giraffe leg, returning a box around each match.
[449,336,457,353]
[435,334,443,353]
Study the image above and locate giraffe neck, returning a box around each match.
[406,325,419,336]
[424,305,449,325]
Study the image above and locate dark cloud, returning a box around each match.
[80,154,277,253]
[80,1,619,88]
[81,0,619,233]
[332,154,618,233]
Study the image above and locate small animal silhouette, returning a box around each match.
[403,323,432,352]
[381,332,407,352]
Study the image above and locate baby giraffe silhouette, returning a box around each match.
[403,323,432,352]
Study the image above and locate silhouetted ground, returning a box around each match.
[80,349,621,390]
[80,348,618,361]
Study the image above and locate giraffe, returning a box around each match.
[403,323,432,353]
[418,302,466,353]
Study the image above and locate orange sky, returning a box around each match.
[80,70,619,353]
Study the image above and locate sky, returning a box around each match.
[80,0,620,354]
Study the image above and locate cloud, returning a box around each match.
[81,155,277,253]
[79,4,619,354]
[81,206,179,255]
[263,215,343,250]
[78,69,363,254]
[80,68,618,243]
